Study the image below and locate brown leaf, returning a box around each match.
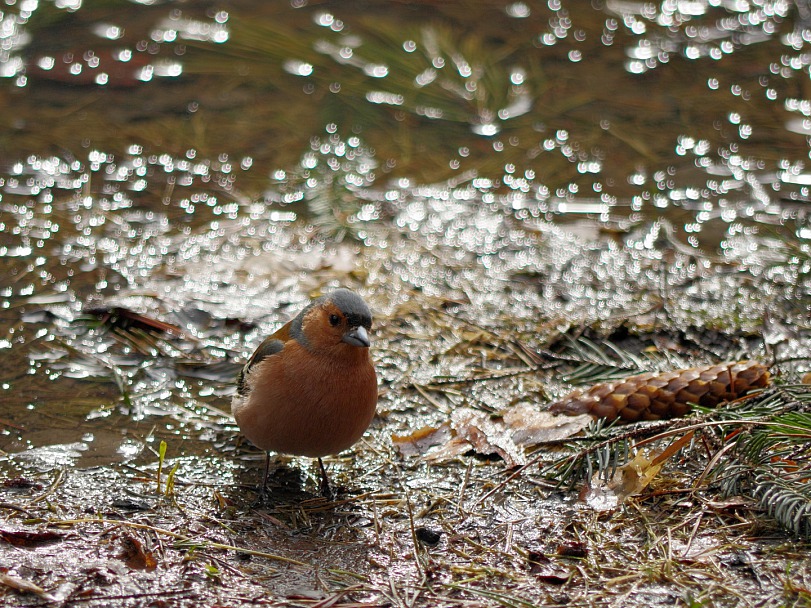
[394,406,587,466]
[451,408,525,467]
[583,450,663,511]
[556,542,588,559]
[651,431,694,467]
[527,551,571,584]
[0,528,64,547]
[3,477,42,490]
[119,534,158,570]
[391,424,451,456]
[84,306,185,337]
[0,572,57,602]
[503,404,592,445]
[422,436,475,463]
[704,497,754,510]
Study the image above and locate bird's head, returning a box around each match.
[296,288,373,354]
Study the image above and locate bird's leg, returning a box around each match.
[256,451,270,503]
[317,457,333,499]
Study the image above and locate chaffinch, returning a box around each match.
[232,288,378,498]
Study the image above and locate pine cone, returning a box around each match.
[549,361,770,422]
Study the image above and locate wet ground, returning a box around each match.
[1,1,811,606]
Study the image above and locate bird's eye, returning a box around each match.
[329,314,341,326]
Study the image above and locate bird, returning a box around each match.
[231,288,378,499]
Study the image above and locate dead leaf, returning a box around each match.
[119,533,158,570]
[422,436,475,463]
[393,405,589,466]
[651,431,694,467]
[0,572,57,602]
[584,450,663,511]
[393,405,590,466]
[556,542,588,559]
[3,477,42,489]
[617,451,664,496]
[704,497,754,510]
[527,551,571,584]
[451,408,525,467]
[391,424,451,456]
[0,528,64,547]
[84,306,185,337]
[503,404,592,445]
[582,431,696,511]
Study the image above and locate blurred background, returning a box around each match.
[1,0,810,245]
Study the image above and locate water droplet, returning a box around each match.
[505,2,530,18]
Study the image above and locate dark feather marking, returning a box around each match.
[237,338,284,395]
[289,301,316,348]
[329,288,372,328]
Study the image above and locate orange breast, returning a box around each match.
[231,341,378,457]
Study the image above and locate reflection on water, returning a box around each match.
[0,1,810,224]
[0,2,809,466]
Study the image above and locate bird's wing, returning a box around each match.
[236,320,292,395]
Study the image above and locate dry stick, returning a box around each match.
[387,577,405,608]
[457,460,473,514]
[413,383,450,412]
[0,417,25,431]
[403,489,424,578]
[503,521,514,554]
[48,517,309,568]
[692,436,740,491]
[46,590,190,605]
[681,512,704,560]
[0,502,34,516]
[372,497,381,547]
[28,468,66,506]
[310,587,361,608]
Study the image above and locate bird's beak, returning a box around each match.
[342,325,371,348]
